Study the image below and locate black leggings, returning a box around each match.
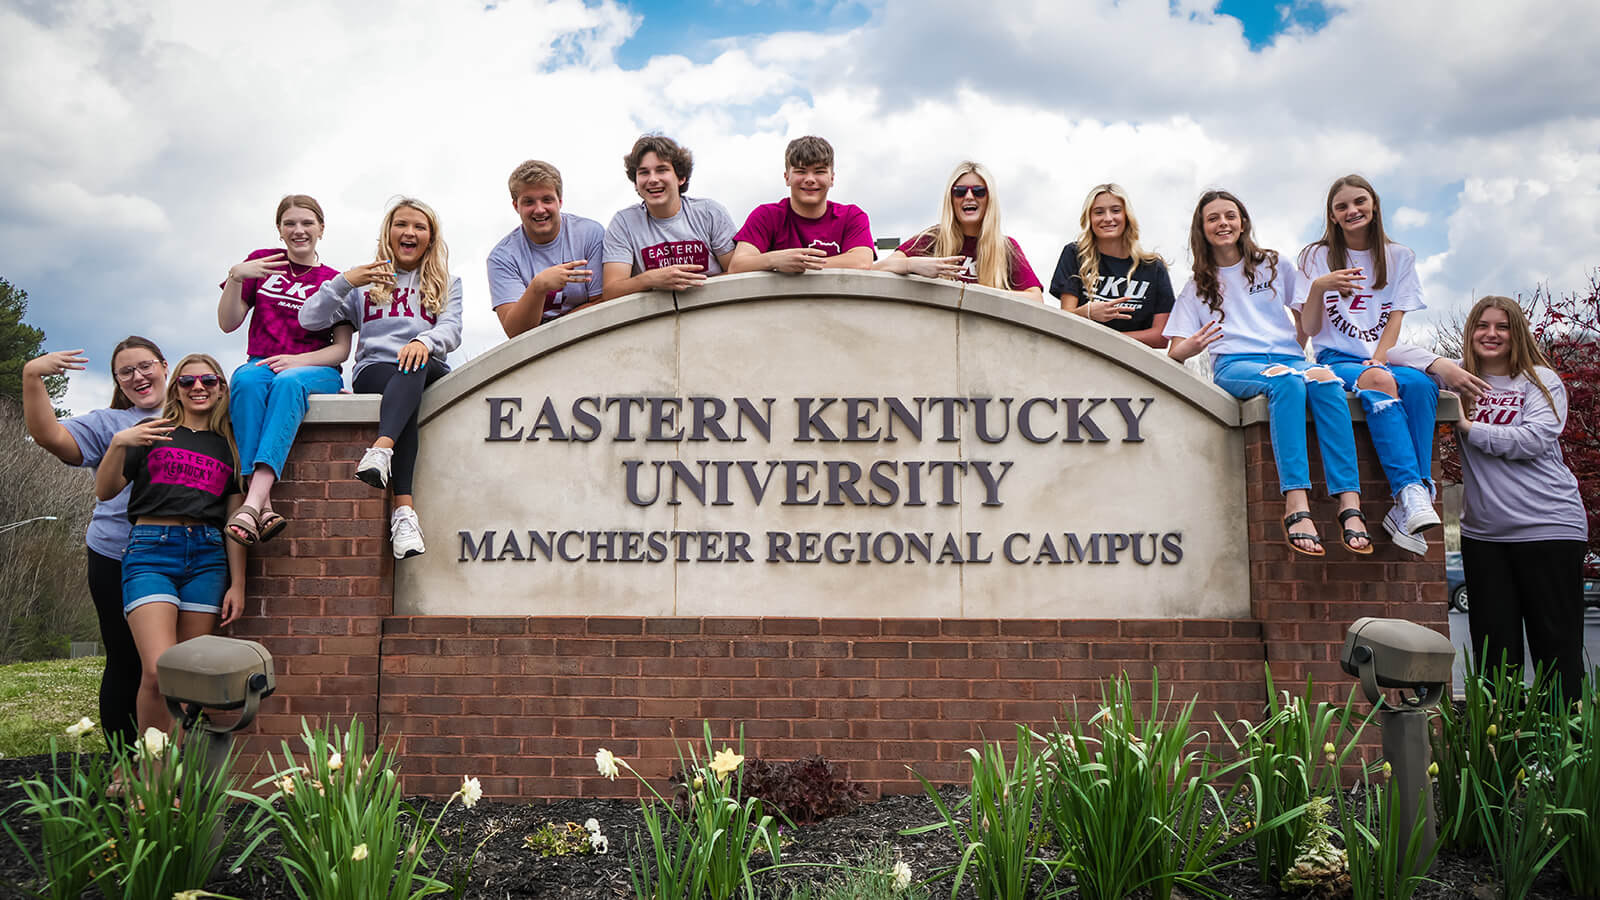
[1462,536,1588,700]
[87,548,141,751]
[352,359,448,496]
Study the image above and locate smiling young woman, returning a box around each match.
[92,353,245,743]
[217,194,353,546]
[22,336,171,751]
[1051,183,1175,348]
[300,197,464,560]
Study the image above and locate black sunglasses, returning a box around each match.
[176,374,221,388]
[951,185,989,198]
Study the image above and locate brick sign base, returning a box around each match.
[232,419,1448,800]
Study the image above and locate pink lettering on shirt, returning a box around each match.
[363,287,437,325]
[641,240,710,271]
[1472,389,1524,425]
[147,447,232,495]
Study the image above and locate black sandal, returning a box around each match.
[1338,507,1374,556]
[257,508,289,543]
[1282,510,1325,558]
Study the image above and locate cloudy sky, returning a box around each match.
[5,0,1598,415]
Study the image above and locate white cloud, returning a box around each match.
[2,0,1597,416]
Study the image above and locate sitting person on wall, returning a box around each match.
[1295,174,1439,557]
[300,197,463,560]
[601,134,737,300]
[727,135,875,273]
[874,160,1043,301]
[217,194,353,544]
[488,159,606,338]
[1165,189,1371,558]
[1388,297,1586,700]
[1051,183,1175,347]
[94,353,245,742]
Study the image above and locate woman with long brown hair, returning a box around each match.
[1393,297,1588,698]
[21,336,168,750]
[1166,190,1369,557]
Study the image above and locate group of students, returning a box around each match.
[17,133,1591,755]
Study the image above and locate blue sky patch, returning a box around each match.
[613,0,872,67]
[1214,0,1333,49]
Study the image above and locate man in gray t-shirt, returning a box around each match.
[602,135,736,301]
[489,160,606,338]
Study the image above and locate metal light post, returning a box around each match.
[0,515,60,535]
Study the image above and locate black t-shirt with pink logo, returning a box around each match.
[122,425,240,527]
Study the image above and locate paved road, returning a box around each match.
[1447,605,1600,696]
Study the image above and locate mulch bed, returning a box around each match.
[0,753,1577,898]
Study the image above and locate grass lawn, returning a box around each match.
[0,656,106,758]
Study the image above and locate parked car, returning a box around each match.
[1446,551,1468,613]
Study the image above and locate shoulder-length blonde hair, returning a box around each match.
[911,160,1017,290]
[369,198,450,315]
[1462,295,1558,413]
[1297,174,1393,290]
[162,353,241,483]
[1074,183,1162,299]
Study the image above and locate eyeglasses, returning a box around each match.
[114,360,163,382]
[176,374,221,388]
[951,185,989,199]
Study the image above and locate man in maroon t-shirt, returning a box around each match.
[728,136,875,273]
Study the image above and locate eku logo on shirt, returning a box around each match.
[1093,274,1150,307]
[362,287,438,325]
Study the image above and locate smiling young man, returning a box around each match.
[727,136,875,273]
[601,135,737,301]
[487,160,606,338]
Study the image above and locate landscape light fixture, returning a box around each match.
[157,634,276,778]
[1340,616,1456,869]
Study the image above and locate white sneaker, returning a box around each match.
[356,447,393,489]
[391,506,426,559]
[1383,505,1428,557]
[1398,483,1441,535]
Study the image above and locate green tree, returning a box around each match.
[0,277,68,417]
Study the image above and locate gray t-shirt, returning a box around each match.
[486,214,606,324]
[62,405,153,557]
[1391,344,1589,543]
[603,197,737,277]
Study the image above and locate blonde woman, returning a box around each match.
[301,198,463,559]
[1392,297,1587,698]
[94,354,245,735]
[1051,183,1175,347]
[875,160,1044,300]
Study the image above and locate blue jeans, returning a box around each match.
[121,524,228,614]
[1315,349,1439,496]
[230,360,344,478]
[1213,353,1361,496]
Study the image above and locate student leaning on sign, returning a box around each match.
[216,194,353,546]
[874,160,1044,302]
[1296,175,1441,559]
[1052,183,1175,348]
[1164,189,1372,559]
[1389,297,1589,700]
[488,160,606,338]
[727,135,876,274]
[300,198,464,560]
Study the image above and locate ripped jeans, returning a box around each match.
[1213,353,1361,496]
[1315,349,1439,497]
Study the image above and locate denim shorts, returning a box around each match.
[121,524,228,615]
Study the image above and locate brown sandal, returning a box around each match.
[1338,508,1375,556]
[256,508,288,542]
[1283,511,1325,558]
[226,505,262,546]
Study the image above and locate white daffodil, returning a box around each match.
[595,748,620,780]
[327,752,343,771]
[65,716,95,738]
[460,776,483,808]
[142,727,167,757]
[710,748,744,779]
[351,843,369,861]
[891,860,912,891]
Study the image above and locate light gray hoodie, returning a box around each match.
[301,268,463,378]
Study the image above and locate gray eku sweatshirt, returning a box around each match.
[301,268,463,378]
